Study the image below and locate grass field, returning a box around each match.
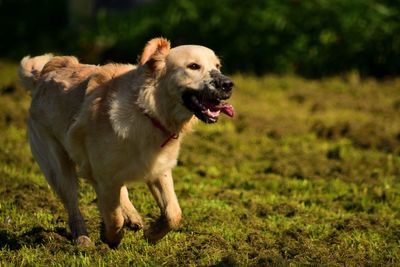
[0,61,399,266]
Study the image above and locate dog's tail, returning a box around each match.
[19,54,53,93]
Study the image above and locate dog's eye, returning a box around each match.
[187,63,201,70]
[216,64,221,69]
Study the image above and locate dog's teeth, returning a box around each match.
[203,109,221,118]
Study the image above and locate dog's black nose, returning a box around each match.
[221,79,234,92]
[210,70,234,93]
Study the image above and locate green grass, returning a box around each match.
[0,63,399,266]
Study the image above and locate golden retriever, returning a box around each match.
[19,38,234,248]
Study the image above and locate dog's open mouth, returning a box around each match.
[182,90,234,123]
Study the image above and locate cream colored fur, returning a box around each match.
[19,38,224,247]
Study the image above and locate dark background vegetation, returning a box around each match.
[0,0,399,77]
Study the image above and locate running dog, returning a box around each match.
[19,38,234,248]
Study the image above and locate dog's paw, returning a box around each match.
[74,235,94,248]
[123,212,143,232]
[143,218,170,244]
[100,222,124,249]
[143,228,160,244]
[125,220,143,232]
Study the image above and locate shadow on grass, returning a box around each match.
[0,226,71,250]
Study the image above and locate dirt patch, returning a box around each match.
[311,120,400,153]
[0,226,70,251]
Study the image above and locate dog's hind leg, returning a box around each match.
[28,120,92,247]
[120,186,143,231]
[144,170,182,243]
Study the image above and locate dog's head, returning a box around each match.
[140,38,234,123]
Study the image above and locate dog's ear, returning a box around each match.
[140,37,171,72]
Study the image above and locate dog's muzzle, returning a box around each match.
[210,69,234,99]
[181,70,235,124]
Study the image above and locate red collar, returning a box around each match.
[144,113,179,147]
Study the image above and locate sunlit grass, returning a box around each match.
[0,64,399,265]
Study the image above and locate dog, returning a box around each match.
[18,38,234,248]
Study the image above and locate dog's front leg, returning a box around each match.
[144,170,182,243]
[96,183,125,248]
[120,185,143,231]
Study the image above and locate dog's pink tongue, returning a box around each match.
[219,103,235,117]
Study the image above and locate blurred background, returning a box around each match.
[1,0,399,77]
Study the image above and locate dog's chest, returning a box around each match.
[112,141,181,182]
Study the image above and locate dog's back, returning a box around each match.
[19,55,98,95]
[20,56,96,140]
